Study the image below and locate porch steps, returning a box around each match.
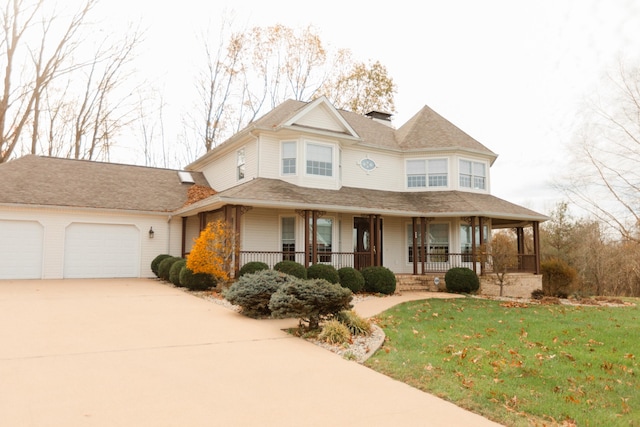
[395,274,443,293]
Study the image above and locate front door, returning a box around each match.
[353,217,383,270]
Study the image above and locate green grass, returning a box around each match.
[365,298,640,426]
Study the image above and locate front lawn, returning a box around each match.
[365,298,639,426]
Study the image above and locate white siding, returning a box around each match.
[295,104,345,132]
[201,140,258,192]
[241,208,280,251]
[341,148,405,190]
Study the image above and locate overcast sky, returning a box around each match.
[97,0,640,214]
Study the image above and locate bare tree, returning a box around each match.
[489,231,518,296]
[560,61,640,242]
[67,28,142,160]
[0,0,98,163]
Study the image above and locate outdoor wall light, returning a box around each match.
[149,227,154,238]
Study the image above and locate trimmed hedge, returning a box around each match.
[307,264,340,284]
[273,260,307,279]
[361,266,396,295]
[338,267,365,293]
[169,259,187,286]
[238,261,270,277]
[158,257,181,281]
[444,267,480,294]
[223,270,295,318]
[179,266,216,291]
[151,254,172,277]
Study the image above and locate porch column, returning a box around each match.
[478,217,485,275]
[516,227,525,270]
[304,210,310,268]
[181,217,187,258]
[420,217,427,275]
[533,221,541,274]
[369,214,376,267]
[234,205,243,278]
[470,216,477,275]
[375,215,383,266]
[198,211,207,231]
[311,210,318,266]
[412,217,418,275]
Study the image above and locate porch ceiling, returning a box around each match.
[174,178,548,223]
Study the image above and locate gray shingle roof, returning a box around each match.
[0,155,209,212]
[251,99,495,155]
[191,178,546,223]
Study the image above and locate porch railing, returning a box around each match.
[239,251,538,274]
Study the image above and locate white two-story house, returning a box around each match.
[0,97,547,282]
[178,97,546,279]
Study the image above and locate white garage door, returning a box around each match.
[64,223,140,278]
[0,220,43,279]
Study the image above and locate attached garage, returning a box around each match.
[0,220,44,279]
[64,223,140,279]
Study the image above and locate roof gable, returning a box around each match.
[283,97,359,138]
[396,105,497,159]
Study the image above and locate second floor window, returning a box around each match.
[459,160,486,190]
[306,143,332,177]
[282,141,296,175]
[407,159,448,188]
[237,148,245,180]
[407,160,426,188]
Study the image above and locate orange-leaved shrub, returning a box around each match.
[187,220,237,284]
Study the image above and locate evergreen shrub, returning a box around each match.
[223,270,295,318]
[444,267,480,294]
[151,254,172,277]
[238,261,269,277]
[307,264,340,284]
[337,267,365,293]
[361,266,396,295]
[158,257,180,281]
[179,266,216,291]
[269,279,353,329]
[169,259,186,286]
[273,260,307,279]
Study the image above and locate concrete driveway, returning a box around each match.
[0,279,501,426]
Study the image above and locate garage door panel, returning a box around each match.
[0,220,43,279]
[64,223,140,279]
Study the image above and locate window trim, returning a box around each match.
[280,216,296,262]
[305,141,334,178]
[236,148,246,181]
[281,141,297,176]
[406,222,450,264]
[406,158,449,189]
[459,158,487,190]
[309,216,334,263]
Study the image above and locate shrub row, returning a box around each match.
[239,261,395,295]
[151,254,216,291]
